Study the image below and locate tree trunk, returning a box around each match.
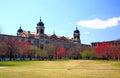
[118,56,119,61]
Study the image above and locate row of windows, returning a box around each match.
[0,36,36,45]
[92,41,120,47]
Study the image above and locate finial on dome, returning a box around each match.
[76,25,78,30]
[20,24,22,29]
[40,16,42,22]
[53,31,56,36]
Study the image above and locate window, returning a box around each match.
[40,29,44,34]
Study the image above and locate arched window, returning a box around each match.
[40,29,44,34]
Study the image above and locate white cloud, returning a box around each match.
[84,32,90,35]
[76,16,120,29]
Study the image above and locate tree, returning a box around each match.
[117,50,120,61]
[95,42,118,60]
[25,46,34,60]
[21,42,36,60]
[19,42,30,60]
[89,48,97,59]
[81,50,90,59]
[67,47,74,59]
[105,44,117,60]
[19,42,47,60]
[45,43,56,59]
[0,42,7,61]
[53,46,67,59]
[6,38,20,60]
[115,45,120,61]
[67,46,81,59]
[35,48,47,60]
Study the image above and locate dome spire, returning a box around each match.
[74,26,79,33]
[20,24,22,29]
[51,30,56,36]
[76,25,78,30]
[17,24,23,33]
[40,16,42,22]
[53,31,56,36]
[37,17,44,26]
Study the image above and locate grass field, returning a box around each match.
[0,60,120,78]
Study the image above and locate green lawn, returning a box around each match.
[0,60,120,78]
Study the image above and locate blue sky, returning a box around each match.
[0,0,120,44]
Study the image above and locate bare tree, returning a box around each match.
[6,38,20,60]
[45,43,56,59]
[0,42,7,61]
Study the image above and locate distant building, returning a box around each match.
[91,40,120,48]
[81,44,91,52]
[0,18,90,52]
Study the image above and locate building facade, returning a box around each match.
[91,40,120,48]
[16,18,82,49]
[0,18,90,52]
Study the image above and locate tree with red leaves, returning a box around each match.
[19,41,32,60]
[53,46,67,59]
[6,38,20,60]
[115,45,120,61]
[95,42,118,60]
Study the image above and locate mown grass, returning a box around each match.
[0,60,32,67]
[0,60,120,78]
[95,60,120,67]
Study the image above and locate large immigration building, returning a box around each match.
[0,18,90,52]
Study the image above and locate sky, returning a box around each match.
[0,0,120,44]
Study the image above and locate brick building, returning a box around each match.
[91,40,120,48]
[0,18,90,52]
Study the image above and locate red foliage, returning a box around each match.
[0,42,7,57]
[53,46,67,59]
[95,42,119,60]
[19,42,30,49]
[19,41,31,59]
[5,38,20,60]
